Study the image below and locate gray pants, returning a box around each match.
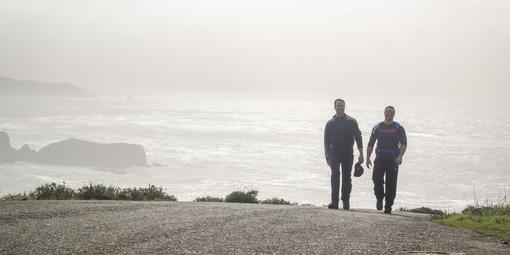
[330,155,353,205]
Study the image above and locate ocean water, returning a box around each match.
[0,94,509,211]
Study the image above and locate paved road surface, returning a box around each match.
[0,201,508,254]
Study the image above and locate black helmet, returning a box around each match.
[354,162,364,177]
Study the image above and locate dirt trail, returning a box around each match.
[0,201,508,254]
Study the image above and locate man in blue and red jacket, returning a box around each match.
[324,99,364,210]
[366,106,407,214]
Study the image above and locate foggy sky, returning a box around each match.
[0,0,508,98]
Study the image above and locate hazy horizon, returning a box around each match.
[1,1,509,209]
[0,0,509,101]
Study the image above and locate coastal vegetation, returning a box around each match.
[195,190,296,205]
[0,182,177,201]
[434,202,510,242]
[0,183,296,205]
[398,206,445,216]
[398,201,509,242]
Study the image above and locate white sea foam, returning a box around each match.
[0,94,508,210]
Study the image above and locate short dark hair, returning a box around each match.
[385,105,395,111]
[334,98,345,106]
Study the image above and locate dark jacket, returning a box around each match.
[324,114,363,161]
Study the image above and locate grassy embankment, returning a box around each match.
[401,202,510,242]
[435,203,510,242]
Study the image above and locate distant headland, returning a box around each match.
[0,76,95,97]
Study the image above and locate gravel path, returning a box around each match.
[0,201,508,254]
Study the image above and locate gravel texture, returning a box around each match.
[0,200,508,254]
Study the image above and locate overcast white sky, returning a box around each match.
[0,0,508,98]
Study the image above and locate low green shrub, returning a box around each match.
[225,190,258,203]
[461,205,510,216]
[117,185,177,201]
[31,182,75,200]
[1,183,177,201]
[77,184,120,200]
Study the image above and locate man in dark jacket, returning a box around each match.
[366,106,407,214]
[324,99,364,210]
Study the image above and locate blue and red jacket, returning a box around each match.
[368,122,407,160]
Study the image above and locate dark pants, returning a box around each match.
[330,155,353,205]
[372,158,399,207]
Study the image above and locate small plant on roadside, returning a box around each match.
[260,197,296,205]
[399,207,446,216]
[0,192,33,201]
[194,196,224,202]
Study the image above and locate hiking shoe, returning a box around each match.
[376,198,383,211]
[384,206,392,214]
[328,203,338,209]
[342,200,350,210]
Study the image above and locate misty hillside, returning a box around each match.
[0,76,95,97]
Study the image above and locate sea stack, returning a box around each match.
[0,132,148,169]
[37,139,148,168]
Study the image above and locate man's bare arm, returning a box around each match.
[395,144,407,165]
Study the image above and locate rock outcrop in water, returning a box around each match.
[38,139,147,168]
[16,144,37,162]
[0,132,147,168]
[0,132,17,163]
